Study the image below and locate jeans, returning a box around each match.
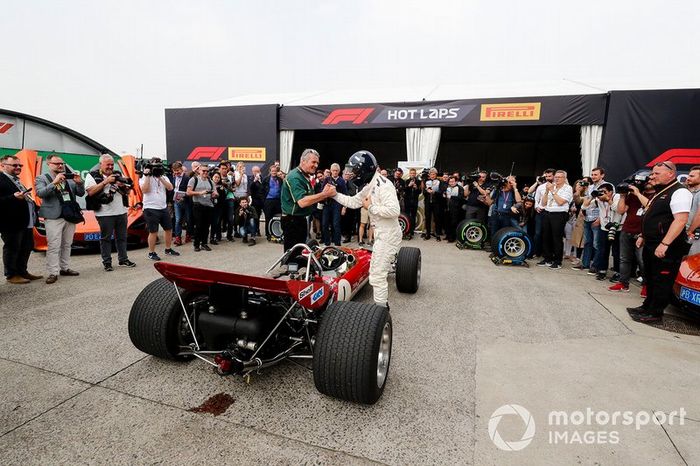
[582,221,600,269]
[619,231,644,286]
[533,211,544,256]
[238,217,257,238]
[96,213,128,265]
[322,202,342,245]
[173,201,189,238]
[594,230,611,273]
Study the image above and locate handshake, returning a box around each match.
[322,183,337,197]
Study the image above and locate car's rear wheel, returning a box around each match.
[395,246,421,293]
[128,278,195,360]
[313,302,392,404]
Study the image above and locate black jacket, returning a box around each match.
[0,173,34,233]
[249,175,265,203]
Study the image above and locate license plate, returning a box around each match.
[679,286,700,306]
[84,232,101,241]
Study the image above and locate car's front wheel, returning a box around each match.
[313,301,392,404]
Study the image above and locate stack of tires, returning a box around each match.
[490,226,532,263]
[455,220,488,249]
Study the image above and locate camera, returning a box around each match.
[579,180,590,187]
[616,173,649,194]
[590,189,602,198]
[537,175,547,184]
[605,222,620,241]
[417,167,431,182]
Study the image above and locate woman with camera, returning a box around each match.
[186,165,218,252]
[208,172,228,245]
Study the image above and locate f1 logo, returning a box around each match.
[322,108,374,125]
[186,147,226,161]
[0,122,14,134]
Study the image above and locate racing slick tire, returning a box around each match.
[457,220,488,248]
[128,278,194,361]
[492,226,531,261]
[268,214,284,242]
[313,301,392,404]
[398,214,411,237]
[395,246,421,293]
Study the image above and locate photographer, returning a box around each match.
[582,183,621,280]
[530,168,556,257]
[262,165,283,241]
[403,168,421,239]
[488,175,521,241]
[209,171,227,244]
[392,168,405,207]
[445,176,465,242]
[512,195,537,238]
[85,154,136,271]
[139,157,179,261]
[576,167,608,273]
[463,170,490,225]
[422,168,443,241]
[610,175,653,293]
[186,165,218,251]
[236,198,258,245]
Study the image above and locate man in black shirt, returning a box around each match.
[403,168,421,239]
[463,170,490,225]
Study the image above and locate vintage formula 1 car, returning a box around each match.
[128,242,421,404]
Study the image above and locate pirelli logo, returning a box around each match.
[228,147,266,162]
[480,103,541,121]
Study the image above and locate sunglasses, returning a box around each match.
[49,162,66,165]
[655,162,673,170]
[3,163,23,167]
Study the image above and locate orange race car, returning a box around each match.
[673,253,700,320]
[15,150,148,252]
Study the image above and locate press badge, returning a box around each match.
[62,191,71,202]
[636,208,645,216]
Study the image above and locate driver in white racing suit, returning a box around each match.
[332,151,402,308]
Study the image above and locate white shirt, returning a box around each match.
[593,194,622,231]
[670,187,692,214]
[534,183,548,210]
[139,176,168,210]
[85,174,128,216]
[544,184,573,212]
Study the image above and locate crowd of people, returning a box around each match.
[2,150,699,323]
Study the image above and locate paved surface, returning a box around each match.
[1,236,699,465]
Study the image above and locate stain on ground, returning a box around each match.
[188,393,235,416]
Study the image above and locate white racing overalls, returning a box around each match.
[334,172,402,305]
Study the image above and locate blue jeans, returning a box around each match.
[173,201,189,238]
[582,221,600,269]
[322,202,342,245]
[238,217,257,238]
[533,211,544,256]
[594,228,610,273]
[489,212,519,241]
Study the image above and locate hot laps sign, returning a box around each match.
[321,105,476,126]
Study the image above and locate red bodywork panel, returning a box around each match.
[154,246,373,309]
[673,254,700,295]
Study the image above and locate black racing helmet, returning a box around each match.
[347,150,378,186]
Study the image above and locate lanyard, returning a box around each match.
[645,181,678,212]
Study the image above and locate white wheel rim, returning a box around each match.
[503,237,526,257]
[466,226,483,242]
[376,321,392,388]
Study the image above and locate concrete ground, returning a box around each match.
[1,235,699,465]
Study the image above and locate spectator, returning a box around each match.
[139,157,179,261]
[627,161,691,323]
[530,168,556,257]
[403,168,421,239]
[445,176,464,242]
[36,154,85,283]
[169,161,190,246]
[249,165,265,236]
[262,164,283,241]
[312,170,325,239]
[512,195,536,239]
[463,170,490,224]
[232,162,249,236]
[422,168,443,241]
[341,169,358,242]
[684,166,700,255]
[85,154,136,271]
[610,178,653,294]
[219,162,236,242]
[321,163,347,246]
[538,170,573,269]
[437,172,450,237]
[488,176,521,241]
[186,165,218,251]
[392,168,405,209]
[0,155,41,284]
[280,149,335,251]
[236,198,258,245]
[570,180,589,269]
[209,172,227,244]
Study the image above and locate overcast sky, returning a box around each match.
[2,0,699,156]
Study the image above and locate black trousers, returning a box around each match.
[424,198,441,237]
[252,200,264,235]
[282,215,308,252]
[542,211,568,264]
[404,200,418,235]
[642,242,689,315]
[96,213,128,265]
[2,228,34,277]
[192,204,213,247]
[263,198,282,238]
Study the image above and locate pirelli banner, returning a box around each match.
[279,94,607,130]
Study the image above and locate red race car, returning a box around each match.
[128,242,421,404]
[673,253,700,319]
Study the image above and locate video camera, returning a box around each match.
[616,172,650,194]
[417,167,431,182]
[136,158,170,178]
